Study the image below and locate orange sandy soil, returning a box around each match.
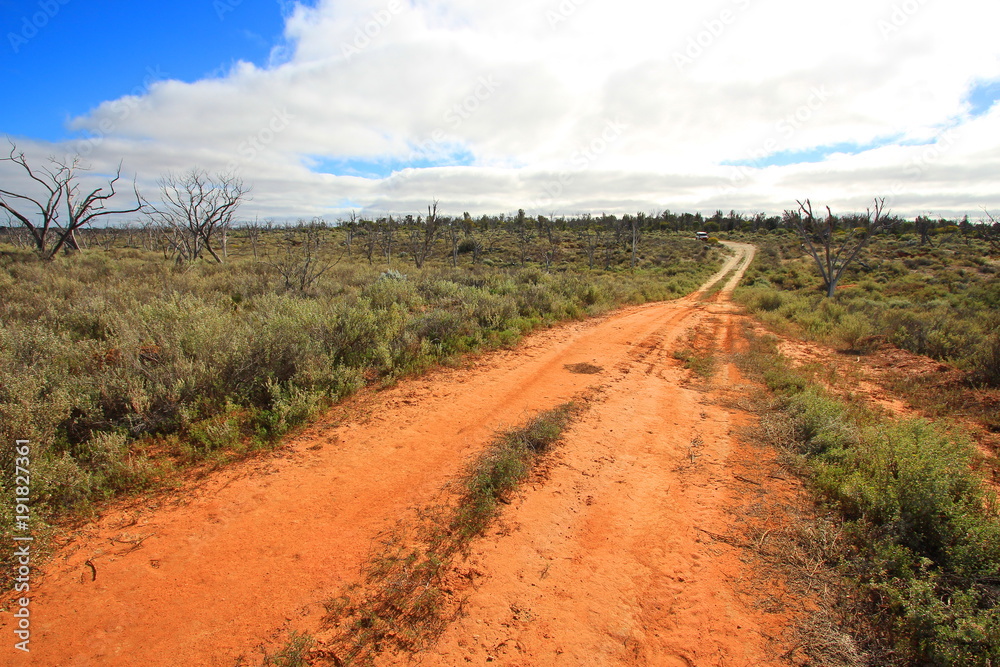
[3,243,817,666]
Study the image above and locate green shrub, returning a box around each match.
[35,453,92,511]
[834,313,875,352]
[742,344,1000,665]
[970,331,1000,387]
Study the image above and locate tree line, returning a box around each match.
[1,141,997,275]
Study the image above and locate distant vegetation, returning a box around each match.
[0,213,721,540]
[735,222,1000,389]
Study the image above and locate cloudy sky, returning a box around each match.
[2,0,999,220]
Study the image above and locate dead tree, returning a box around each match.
[267,220,342,292]
[789,197,888,297]
[377,216,398,267]
[360,219,378,265]
[914,215,936,246]
[94,225,122,251]
[242,218,264,260]
[146,169,249,263]
[0,142,142,259]
[479,222,503,257]
[581,227,600,270]
[511,209,534,266]
[407,201,441,269]
[342,210,358,260]
[981,210,1000,255]
[628,213,644,270]
[447,214,462,268]
[538,214,561,271]
[3,221,31,248]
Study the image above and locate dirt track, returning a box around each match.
[2,242,802,666]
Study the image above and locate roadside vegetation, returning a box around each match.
[733,225,1000,390]
[735,332,1000,665]
[726,209,1000,665]
[0,216,720,548]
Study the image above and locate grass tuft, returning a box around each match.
[262,631,314,667]
[318,403,579,665]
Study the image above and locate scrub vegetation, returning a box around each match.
[0,212,721,541]
[733,219,1000,389]
[728,209,1000,665]
[736,333,1000,665]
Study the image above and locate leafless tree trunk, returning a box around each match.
[123,220,138,248]
[220,222,230,260]
[448,217,461,268]
[145,169,249,263]
[343,210,359,260]
[982,209,1000,255]
[480,224,502,257]
[629,213,643,270]
[406,201,441,269]
[511,209,533,266]
[377,216,398,267]
[4,223,31,248]
[915,215,936,246]
[581,228,600,270]
[267,220,342,293]
[789,198,887,297]
[95,225,121,251]
[243,218,263,261]
[359,219,377,265]
[0,142,143,260]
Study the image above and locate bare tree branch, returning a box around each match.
[0,141,142,259]
[145,169,250,263]
[787,197,888,297]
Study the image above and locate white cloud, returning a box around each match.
[7,0,1000,220]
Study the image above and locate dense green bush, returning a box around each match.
[746,347,1000,665]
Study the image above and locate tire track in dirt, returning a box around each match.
[1,244,763,666]
[403,243,802,666]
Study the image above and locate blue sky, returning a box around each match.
[1,0,999,219]
[2,0,291,141]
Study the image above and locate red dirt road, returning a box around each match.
[2,243,798,666]
[409,245,805,666]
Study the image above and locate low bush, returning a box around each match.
[739,339,1000,665]
[453,404,575,540]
